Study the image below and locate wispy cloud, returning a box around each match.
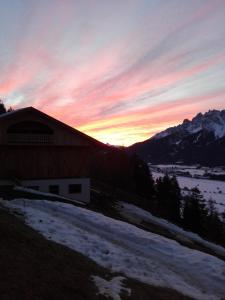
[0,0,225,145]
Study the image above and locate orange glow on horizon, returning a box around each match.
[33,89,225,146]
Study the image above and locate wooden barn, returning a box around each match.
[0,107,100,203]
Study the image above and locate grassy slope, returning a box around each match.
[0,205,193,300]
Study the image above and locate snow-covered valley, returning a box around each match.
[2,199,225,300]
[150,165,225,214]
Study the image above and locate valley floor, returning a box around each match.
[151,169,225,214]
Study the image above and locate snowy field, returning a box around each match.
[153,164,205,177]
[2,199,225,300]
[151,164,225,178]
[152,171,225,214]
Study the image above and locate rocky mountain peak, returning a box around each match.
[128,109,225,166]
[154,109,225,140]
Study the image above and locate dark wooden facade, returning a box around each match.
[0,107,100,181]
[0,145,89,180]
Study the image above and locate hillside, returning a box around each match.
[128,110,225,166]
[1,198,225,300]
[0,203,193,300]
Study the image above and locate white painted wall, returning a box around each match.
[0,178,90,203]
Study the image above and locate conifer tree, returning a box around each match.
[7,106,13,112]
[155,174,181,224]
[132,154,155,199]
[205,199,224,244]
[169,176,182,223]
[0,100,7,114]
[182,187,207,234]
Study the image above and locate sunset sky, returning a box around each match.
[0,0,225,145]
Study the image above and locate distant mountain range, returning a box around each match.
[127,110,225,166]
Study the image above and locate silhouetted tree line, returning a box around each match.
[0,100,13,114]
[182,188,225,245]
[91,150,225,246]
[146,172,225,247]
[139,169,225,247]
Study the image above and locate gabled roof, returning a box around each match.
[0,106,103,147]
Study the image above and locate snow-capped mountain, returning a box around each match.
[128,110,225,166]
[154,110,225,141]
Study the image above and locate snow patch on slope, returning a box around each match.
[92,276,131,300]
[118,201,225,258]
[2,199,225,300]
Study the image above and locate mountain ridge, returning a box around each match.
[127,109,225,166]
[153,109,225,141]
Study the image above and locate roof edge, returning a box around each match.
[0,106,104,147]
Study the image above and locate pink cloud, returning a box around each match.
[1,0,225,145]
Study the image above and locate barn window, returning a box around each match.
[7,121,53,144]
[68,184,82,194]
